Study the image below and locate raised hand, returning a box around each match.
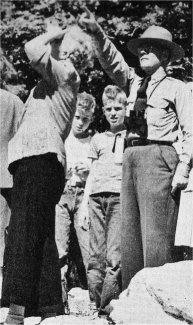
[78,6,98,33]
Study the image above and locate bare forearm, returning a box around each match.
[82,172,92,205]
[25,28,65,61]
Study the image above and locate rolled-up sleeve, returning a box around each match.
[88,135,99,160]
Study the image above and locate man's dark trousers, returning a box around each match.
[121,144,182,290]
[1,154,65,316]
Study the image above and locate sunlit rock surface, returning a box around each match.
[110,261,193,324]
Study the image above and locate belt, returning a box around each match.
[66,180,86,188]
[72,182,85,188]
[126,139,173,147]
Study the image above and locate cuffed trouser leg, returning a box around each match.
[121,145,181,290]
[1,154,65,316]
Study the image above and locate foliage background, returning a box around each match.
[0,0,192,132]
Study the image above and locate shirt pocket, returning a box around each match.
[146,97,171,127]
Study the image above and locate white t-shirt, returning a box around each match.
[65,131,91,185]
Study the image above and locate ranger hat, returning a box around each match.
[127,25,185,62]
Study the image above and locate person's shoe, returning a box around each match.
[97,312,115,324]
[106,315,116,324]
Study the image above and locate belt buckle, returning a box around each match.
[131,139,141,146]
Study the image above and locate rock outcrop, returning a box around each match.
[110,261,193,324]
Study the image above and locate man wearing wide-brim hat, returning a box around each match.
[79,7,193,315]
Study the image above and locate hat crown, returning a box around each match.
[127,25,185,62]
[140,25,172,42]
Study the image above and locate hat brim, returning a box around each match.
[127,38,185,62]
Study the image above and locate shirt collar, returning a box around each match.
[105,130,126,137]
[150,66,167,84]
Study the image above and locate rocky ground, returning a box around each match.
[0,287,110,325]
[1,261,192,325]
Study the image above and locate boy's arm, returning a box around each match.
[80,164,92,206]
[78,158,95,230]
[79,7,134,93]
[77,135,98,230]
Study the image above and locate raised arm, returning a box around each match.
[24,25,80,88]
[24,27,66,63]
[79,7,134,93]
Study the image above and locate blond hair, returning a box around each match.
[102,85,127,107]
[76,92,96,116]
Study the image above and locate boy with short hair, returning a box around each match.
[55,92,96,296]
[87,85,127,316]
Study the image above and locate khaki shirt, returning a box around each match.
[92,26,193,165]
[8,47,80,167]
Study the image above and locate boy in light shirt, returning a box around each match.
[86,85,127,317]
[55,92,96,302]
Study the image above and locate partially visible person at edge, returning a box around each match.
[175,82,193,259]
[0,88,23,278]
[83,85,127,316]
[1,23,94,325]
[55,91,95,309]
[79,8,193,293]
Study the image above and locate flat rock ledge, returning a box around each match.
[110,261,193,324]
